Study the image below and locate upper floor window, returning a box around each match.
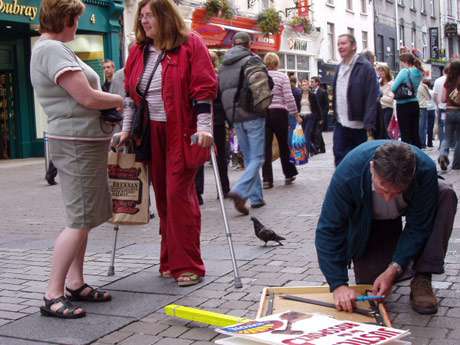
[421,0,426,14]
[326,0,334,5]
[361,0,367,13]
[410,0,416,10]
[346,0,353,11]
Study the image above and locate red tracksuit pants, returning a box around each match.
[149,121,205,278]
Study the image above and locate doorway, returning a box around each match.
[0,72,15,159]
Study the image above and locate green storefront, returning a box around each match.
[0,0,124,159]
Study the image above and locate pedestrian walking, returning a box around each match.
[298,79,322,156]
[316,141,457,315]
[30,0,123,319]
[391,53,424,148]
[438,60,460,171]
[120,0,217,286]
[311,76,328,152]
[418,79,433,148]
[433,66,449,148]
[376,65,394,139]
[219,32,269,214]
[332,34,379,166]
[102,59,115,92]
[289,75,302,147]
[262,52,298,189]
[425,81,437,148]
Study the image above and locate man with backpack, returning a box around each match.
[218,32,272,215]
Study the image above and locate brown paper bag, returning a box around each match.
[108,151,150,225]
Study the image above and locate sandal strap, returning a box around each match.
[66,283,90,297]
[44,296,80,315]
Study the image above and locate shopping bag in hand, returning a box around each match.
[387,113,400,140]
[289,124,308,165]
[108,151,150,225]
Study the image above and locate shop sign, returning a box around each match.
[288,38,308,51]
[445,23,457,38]
[297,0,309,17]
[429,27,439,59]
[0,0,38,21]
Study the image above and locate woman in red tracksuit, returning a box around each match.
[120,0,217,286]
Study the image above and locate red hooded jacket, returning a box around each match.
[124,32,217,170]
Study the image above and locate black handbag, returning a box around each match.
[100,108,123,123]
[132,50,165,161]
[393,71,415,100]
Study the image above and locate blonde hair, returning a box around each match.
[209,51,219,69]
[39,0,85,33]
[134,0,188,50]
[263,52,280,70]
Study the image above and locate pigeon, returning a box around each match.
[250,216,286,246]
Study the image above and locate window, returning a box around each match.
[430,0,435,16]
[410,0,416,10]
[376,35,384,62]
[389,38,396,70]
[447,0,454,16]
[327,22,336,60]
[362,31,368,49]
[397,0,404,6]
[421,0,426,13]
[287,54,296,69]
[399,25,405,46]
[361,0,367,13]
[278,54,309,83]
[326,0,334,5]
[348,27,355,36]
[411,27,416,48]
[422,31,428,58]
[346,0,353,11]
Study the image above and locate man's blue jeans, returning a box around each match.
[419,108,428,148]
[439,109,460,169]
[438,110,446,149]
[232,118,265,205]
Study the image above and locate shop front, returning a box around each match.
[0,0,123,159]
[278,26,321,82]
[191,8,282,55]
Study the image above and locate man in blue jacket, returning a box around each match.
[332,34,379,166]
[316,141,457,315]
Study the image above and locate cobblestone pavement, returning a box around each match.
[0,133,458,345]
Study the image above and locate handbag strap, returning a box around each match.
[139,48,165,99]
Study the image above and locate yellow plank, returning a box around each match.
[164,304,251,327]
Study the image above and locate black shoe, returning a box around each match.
[251,201,266,209]
[197,194,204,205]
[45,174,57,186]
[438,156,449,171]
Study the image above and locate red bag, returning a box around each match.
[387,113,400,140]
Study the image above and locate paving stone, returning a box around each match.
[181,327,216,341]
[97,330,134,344]
[118,333,160,345]
[154,338,193,345]
[121,321,170,336]
[0,337,48,345]
[0,313,133,345]
[158,325,190,338]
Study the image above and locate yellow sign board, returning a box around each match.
[0,0,38,21]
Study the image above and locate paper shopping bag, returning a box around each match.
[108,151,150,225]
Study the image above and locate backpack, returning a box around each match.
[234,56,274,115]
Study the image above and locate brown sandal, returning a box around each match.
[40,296,86,319]
[176,272,203,287]
[66,283,112,302]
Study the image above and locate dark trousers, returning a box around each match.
[311,117,325,153]
[382,108,393,139]
[263,108,298,183]
[397,101,421,148]
[427,109,435,147]
[214,124,230,194]
[353,180,457,284]
[195,165,204,196]
[332,122,367,167]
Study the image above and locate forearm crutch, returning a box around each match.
[208,139,243,289]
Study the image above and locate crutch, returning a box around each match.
[192,135,243,288]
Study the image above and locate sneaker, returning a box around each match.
[263,182,273,189]
[438,156,449,171]
[227,192,249,215]
[285,176,296,185]
[410,274,438,315]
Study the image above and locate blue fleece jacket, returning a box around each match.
[315,140,438,291]
[391,67,423,105]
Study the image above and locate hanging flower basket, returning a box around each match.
[257,8,282,35]
[204,0,234,20]
[288,16,313,34]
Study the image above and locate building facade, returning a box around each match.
[439,0,460,62]
[0,0,124,159]
[311,0,375,83]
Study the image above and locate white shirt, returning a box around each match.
[433,75,447,110]
[336,54,364,129]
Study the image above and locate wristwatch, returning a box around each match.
[388,262,403,275]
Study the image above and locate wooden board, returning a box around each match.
[256,285,392,327]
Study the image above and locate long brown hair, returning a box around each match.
[376,64,393,85]
[134,0,188,50]
[400,53,424,72]
[445,59,460,89]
